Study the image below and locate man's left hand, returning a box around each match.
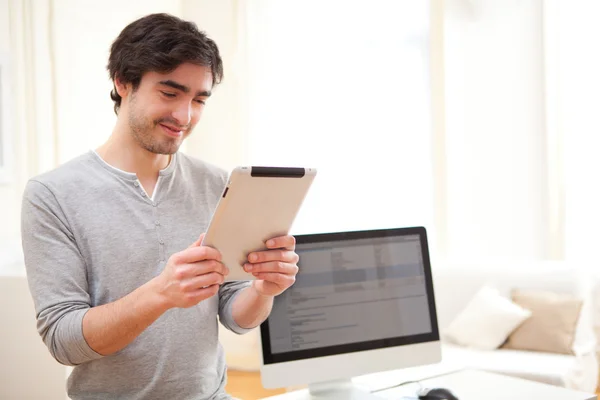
[243,235,299,297]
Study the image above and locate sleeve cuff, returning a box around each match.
[221,286,257,335]
[54,308,104,366]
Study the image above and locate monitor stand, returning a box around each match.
[307,379,384,399]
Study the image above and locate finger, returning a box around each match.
[176,260,229,279]
[185,284,220,302]
[253,272,296,287]
[265,235,296,251]
[244,261,298,275]
[180,272,225,292]
[191,259,229,276]
[247,249,299,264]
[174,245,222,264]
[187,233,206,249]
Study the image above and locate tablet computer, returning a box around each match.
[202,166,317,281]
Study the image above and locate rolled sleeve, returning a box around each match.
[218,281,254,335]
[22,180,104,366]
[41,307,103,366]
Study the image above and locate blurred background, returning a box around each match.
[2,0,600,398]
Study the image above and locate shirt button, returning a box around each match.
[134,181,139,187]
[152,203,157,207]
[155,220,160,226]
[159,240,164,245]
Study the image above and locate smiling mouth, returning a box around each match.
[159,123,184,137]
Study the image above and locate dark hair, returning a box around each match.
[107,13,223,115]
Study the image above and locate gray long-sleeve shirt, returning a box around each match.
[21,150,251,400]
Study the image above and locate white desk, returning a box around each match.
[261,369,597,400]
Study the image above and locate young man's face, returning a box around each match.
[123,62,213,155]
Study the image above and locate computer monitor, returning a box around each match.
[259,226,441,399]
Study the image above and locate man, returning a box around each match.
[21,13,299,400]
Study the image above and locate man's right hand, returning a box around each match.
[156,233,229,308]
[82,234,227,356]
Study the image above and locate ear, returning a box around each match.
[114,76,132,99]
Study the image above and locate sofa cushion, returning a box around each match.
[432,262,596,356]
[443,286,531,350]
[503,289,583,355]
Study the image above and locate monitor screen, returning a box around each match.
[260,227,439,364]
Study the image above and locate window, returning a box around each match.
[243,1,434,239]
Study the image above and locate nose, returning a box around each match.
[172,101,192,127]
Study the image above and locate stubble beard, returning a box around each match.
[127,95,188,155]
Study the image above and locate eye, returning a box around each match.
[195,99,206,105]
[161,91,176,98]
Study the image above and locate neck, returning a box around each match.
[96,118,171,182]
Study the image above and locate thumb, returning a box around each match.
[188,233,206,249]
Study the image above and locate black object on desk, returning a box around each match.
[418,387,459,400]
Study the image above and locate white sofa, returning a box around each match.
[432,261,599,392]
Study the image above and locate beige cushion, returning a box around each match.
[502,289,583,355]
[443,286,532,350]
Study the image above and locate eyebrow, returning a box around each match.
[158,80,212,97]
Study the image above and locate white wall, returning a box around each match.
[443,0,547,260]
[557,1,600,262]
